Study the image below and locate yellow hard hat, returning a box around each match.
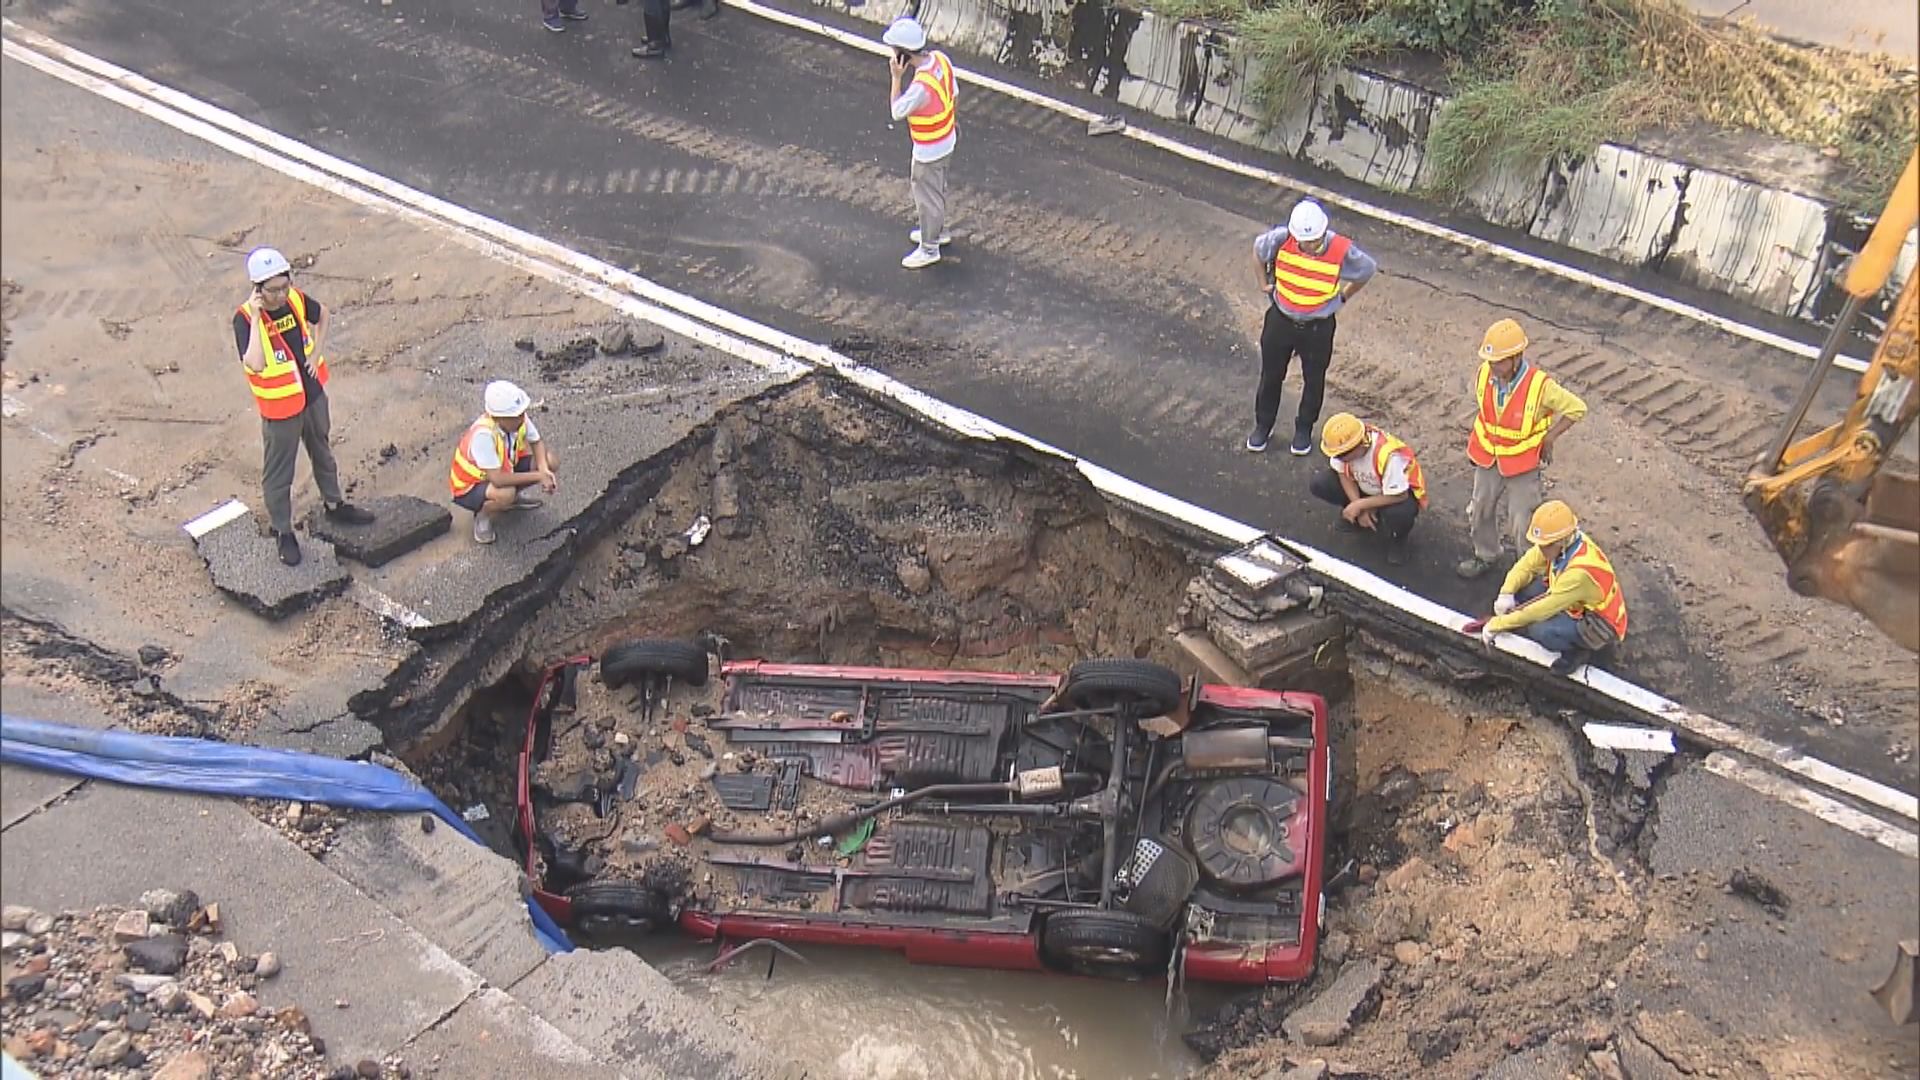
[1479,318,1529,362]
[1527,500,1579,545]
[1321,413,1367,457]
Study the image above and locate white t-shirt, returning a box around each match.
[465,417,539,471]
[1332,433,1409,497]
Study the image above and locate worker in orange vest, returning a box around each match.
[1249,199,1377,456]
[1310,412,1426,565]
[1456,318,1586,579]
[885,17,957,270]
[448,381,560,545]
[233,247,374,567]
[1461,501,1628,674]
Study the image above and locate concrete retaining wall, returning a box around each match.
[819,0,1915,328]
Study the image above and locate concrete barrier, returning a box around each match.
[806,0,1914,327]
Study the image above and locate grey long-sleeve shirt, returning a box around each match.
[1254,225,1377,320]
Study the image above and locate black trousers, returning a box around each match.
[1309,469,1419,543]
[641,0,671,44]
[1253,306,1337,439]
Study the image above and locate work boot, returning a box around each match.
[275,531,303,567]
[909,228,953,247]
[512,489,546,511]
[324,501,376,525]
[473,514,497,545]
[559,6,589,18]
[699,0,719,19]
[631,39,668,57]
[1246,427,1270,453]
[1289,421,1313,456]
[1550,648,1591,676]
[542,15,566,31]
[901,246,941,269]
[1455,556,1494,579]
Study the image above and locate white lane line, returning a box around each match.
[348,583,432,631]
[723,0,1876,376]
[1705,753,1917,860]
[183,499,250,539]
[8,26,1911,849]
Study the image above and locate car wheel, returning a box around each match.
[1060,659,1183,716]
[601,639,710,689]
[1040,909,1171,979]
[567,880,673,936]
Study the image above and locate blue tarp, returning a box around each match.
[0,714,571,953]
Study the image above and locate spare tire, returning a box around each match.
[601,639,710,689]
[1040,909,1171,979]
[567,880,673,936]
[1061,659,1183,716]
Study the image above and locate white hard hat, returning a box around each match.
[1288,199,1330,243]
[246,247,293,284]
[484,380,531,418]
[882,17,927,51]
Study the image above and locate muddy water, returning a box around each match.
[639,938,1217,1079]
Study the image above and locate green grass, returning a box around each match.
[1233,2,1401,117]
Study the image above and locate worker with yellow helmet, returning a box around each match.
[1461,500,1629,674]
[1309,412,1427,565]
[1457,318,1587,580]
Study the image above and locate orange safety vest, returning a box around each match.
[237,289,329,421]
[1466,362,1554,476]
[1367,427,1428,509]
[1271,234,1351,317]
[448,416,531,498]
[907,52,957,146]
[1550,534,1629,641]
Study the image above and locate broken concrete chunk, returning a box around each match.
[140,888,199,927]
[193,515,349,620]
[1282,959,1382,1047]
[112,910,152,942]
[307,494,450,568]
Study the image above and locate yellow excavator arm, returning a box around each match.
[1745,150,1920,653]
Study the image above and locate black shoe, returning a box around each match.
[276,532,303,567]
[631,39,668,57]
[559,7,589,18]
[1550,649,1591,676]
[542,15,565,30]
[325,502,376,525]
[1289,422,1313,456]
[1386,543,1408,566]
[699,0,719,19]
[1246,427,1270,453]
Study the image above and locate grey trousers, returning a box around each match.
[1468,464,1543,562]
[261,391,343,535]
[910,155,949,252]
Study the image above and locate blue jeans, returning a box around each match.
[1516,582,1587,653]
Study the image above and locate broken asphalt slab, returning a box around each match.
[1282,958,1382,1047]
[308,494,450,568]
[192,512,350,620]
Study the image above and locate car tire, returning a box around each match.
[1040,909,1171,979]
[601,639,710,689]
[1060,659,1183,716]
[567,880,672,936]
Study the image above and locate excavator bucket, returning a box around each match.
[1871,938,1918,1025]
[1784,471,1920,653]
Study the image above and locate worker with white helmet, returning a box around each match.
[1248,198,1377,456]
[448,380,561,545]
[884,17,957,269]
[233,246,375,567]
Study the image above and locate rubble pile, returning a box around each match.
[0,893,407,1080]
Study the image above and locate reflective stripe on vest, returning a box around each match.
[1272,234,1351,316]
[449,417,529,497]
[1550,535,1628,640]
[239,289,329,421]
[908,53,957,145]
[1466,362,1552,476]
[1369,428,1428,509]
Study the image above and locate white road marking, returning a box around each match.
[1582,723,1677,754]
[723,0,1877,375]
[1705,753,1917,860]
[7,25,1911,854]
[348,583,432,631]
[182,498,249,539]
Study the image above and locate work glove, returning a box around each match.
[1479,627,1500,648]
[1494,594,1517,616]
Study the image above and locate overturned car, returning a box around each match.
[515,642,1328,983]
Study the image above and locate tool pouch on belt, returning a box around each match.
[1576,615,1618,651]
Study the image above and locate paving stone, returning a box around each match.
[193,516,349,620]
[308,495,451,568]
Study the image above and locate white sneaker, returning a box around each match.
[908,228,952,247]
[473,514,496,544]
[512,489,545,510]
[901,247,941,269]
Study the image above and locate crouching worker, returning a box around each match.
[1461,500,1627,674]
[1309,412,1425,565]
[449,380,559,545]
